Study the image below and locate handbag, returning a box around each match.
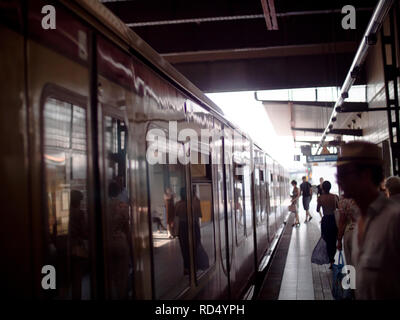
[288,203,296,213]
[311,237,330,265]
[331,252,353,300]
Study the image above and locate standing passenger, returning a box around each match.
[175,187,190,275]
[337,196,359,267]
[164,187,176,239]
[290,180,300,227]
[336,141,400,299]
[316,181,338,269]
[385,176,400,204]
[317,177,324,219]
[300,176,313,222]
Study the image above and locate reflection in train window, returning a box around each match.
[43,97,91,299]
[192,183,214,276]
[102,115,134,299]
[254,168,261,226]
[148,159,189,299]
[260,170,266,222]
[233,164,245,245]
[243,165,253,237]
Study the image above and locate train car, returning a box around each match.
[0,0,290,299]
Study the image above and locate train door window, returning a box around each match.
[259,170,266,222]
[243,145,253,237]
[102,113,134,299]
[213,136,228,272]
[192,183,214,276]
[225,163,235,268]
[147,133,189,299]
[43,95,91,299]
[254,168,261,226]
[233,164,245,245]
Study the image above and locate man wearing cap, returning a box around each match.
[336,141,400,299]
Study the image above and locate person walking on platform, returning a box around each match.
[300,176,313,223]
[316,177,324,220]
[290,180,300,227]
[385,176,400,204]
[316,181,338,269]
[336,141,400,299]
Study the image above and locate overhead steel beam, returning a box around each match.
[174,52,365,92]
[292,127,363,136]
[295,140,343,146]
[261,0,278,30]
[162,42,357,64]
[257,99,335,108]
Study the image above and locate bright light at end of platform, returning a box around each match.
[206,91,295,168]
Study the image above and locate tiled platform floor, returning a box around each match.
[278,205,334,300]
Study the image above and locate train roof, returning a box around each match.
[71,0,285,170]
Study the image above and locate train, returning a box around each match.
[0,0,290,299]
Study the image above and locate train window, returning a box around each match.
[102,114,134,299]
[43,96,91,299]
[192,183,214,276]
[148,144,189,299]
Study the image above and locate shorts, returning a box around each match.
[302,196,311,210]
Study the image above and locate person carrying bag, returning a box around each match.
[331,251,353,300]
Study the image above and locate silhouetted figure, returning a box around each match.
[192,188,209,271]
[337,196,359,267]
[290,180,300,227]
[108,181,130,299]
[317,181,338,268]
[336,141,400,299]
[175,188,190,275]
[68,190,88,300]
[164,187,176,238]
[316,177,324,219]
[300,176,313,222]
[385,176,400,204]
[152,215,167,232]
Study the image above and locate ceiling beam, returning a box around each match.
[259,100,335,108]
[162,41,357,64]
[292,127,363,136]
[174,52,366,92]
[257,100,370,112]
[261,0,278,30]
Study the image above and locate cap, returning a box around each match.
[337,141,383,166]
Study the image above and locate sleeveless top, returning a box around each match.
[317,193,338,216]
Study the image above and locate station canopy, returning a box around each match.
[101,0,377,93]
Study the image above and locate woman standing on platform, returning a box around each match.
[317,181,339,269]
[290,180,300,227]
[337,197,359,266]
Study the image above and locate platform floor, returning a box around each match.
[258,199,334,300]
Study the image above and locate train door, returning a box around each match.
[211,119,230,297]
[26,0,99,299]
[185,100,216,297]
[0,0,32,297]
[96,35,139,299]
